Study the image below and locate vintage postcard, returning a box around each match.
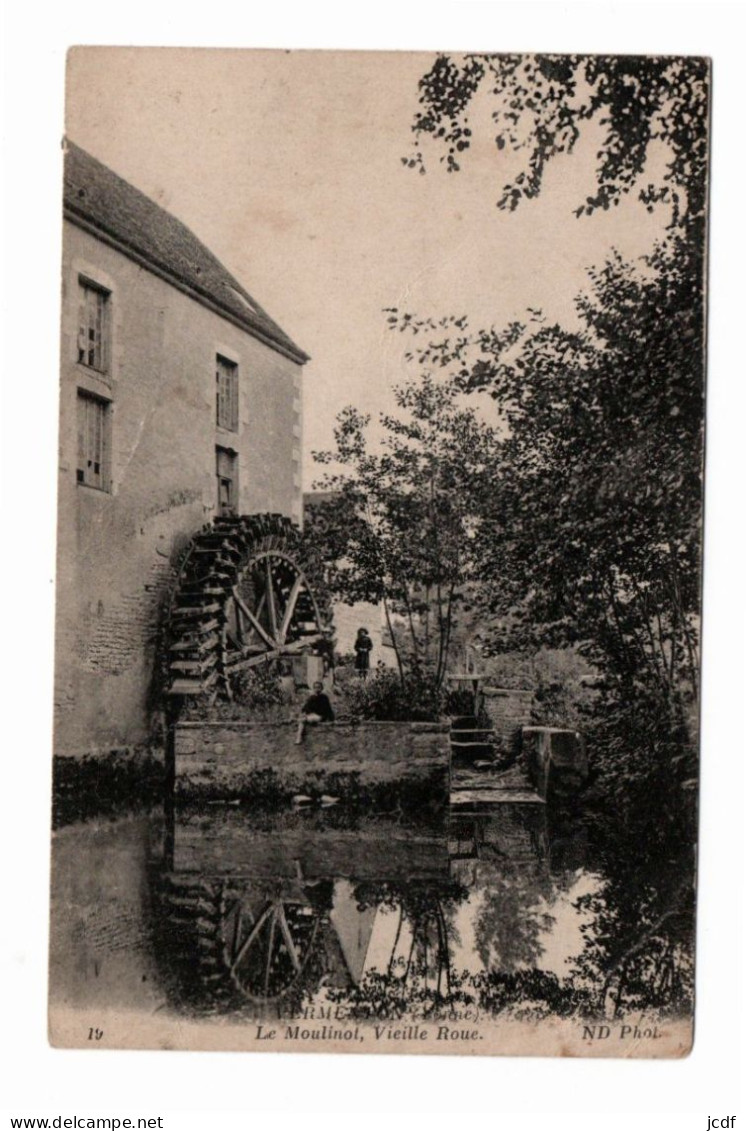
[49,49,708,1056]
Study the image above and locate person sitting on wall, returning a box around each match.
[354,627,373,679]
[295,681,335,744]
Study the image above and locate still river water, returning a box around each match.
[49,796,695,1041]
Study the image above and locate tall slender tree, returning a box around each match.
[310,378,501,693]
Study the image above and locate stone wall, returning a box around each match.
[481,687,535,751]
[522,726,589,800]
[173,720,450,801]
[55,221,304,757]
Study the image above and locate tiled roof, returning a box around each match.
[63,140,308,363]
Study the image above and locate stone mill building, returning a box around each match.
[55,141,308,758]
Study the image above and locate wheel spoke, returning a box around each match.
[224,623,241,650]
[279,575,303,644]
[232,589,276,648]
[265,558,278,638]
[276,904,302,973]
[284,633,324,652]
[264,908,279,996]
[231,906,273,973]
[226,901,252,962]
[225,636,323,673]
[254,590,267,627]
[225,649,282,673]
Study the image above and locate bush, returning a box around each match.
[443,686,477,718]
[232,662,286,711]
[586,686,698,828]
[187,661,296,722]
[343,667,444,722]
[480,646,599,727]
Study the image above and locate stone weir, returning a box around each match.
[171,719,450,804]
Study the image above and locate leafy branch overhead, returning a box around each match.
[407,54,709,232]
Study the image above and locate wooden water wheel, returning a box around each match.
[166,513,332,703]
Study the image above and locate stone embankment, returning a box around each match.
[172,719,450,803]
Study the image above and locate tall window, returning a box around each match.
[216,446,237,514]
[216,355,238,432]
[77,279,110,373]
[77,391,110,491]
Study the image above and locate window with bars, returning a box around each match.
[216,355,239,432]
[216,446,238,514]
[77,279,110,372]
[77,391,111,491]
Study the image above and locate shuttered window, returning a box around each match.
[77,280,110,372]
[216,446,237,514]
[216,355,239,431]
[77,391,110,491]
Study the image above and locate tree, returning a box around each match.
[309,377,501,694]
[389,53,708,751]
[387,239,702,744]
[406,54,708,241]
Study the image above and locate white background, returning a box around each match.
[0,2,743,1127]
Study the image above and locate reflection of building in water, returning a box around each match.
[51,802,691,1030]
[49,813,167,1015]
[157,809,452,1015]
[167,809,449,882]
[50,804,591,1025]
[152,804,590,1016]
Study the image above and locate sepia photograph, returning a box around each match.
[48,47,709,1058]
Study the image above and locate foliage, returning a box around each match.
[310,378,502,693]
[584,687,698,818]
[442,685,479,718]
[566,800,696,1020]
[232,662,287,710]
[387,237,703,743]
[477,646,598,726]
[341,665,444,722]
[396,51,708,789]
[406,54,708,240]
[472,968,589,1019]
[182,660,295,723]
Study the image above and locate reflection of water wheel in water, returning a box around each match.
[221,894,321,1002]
[159,877,326,1008]
[166,514,332,704]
